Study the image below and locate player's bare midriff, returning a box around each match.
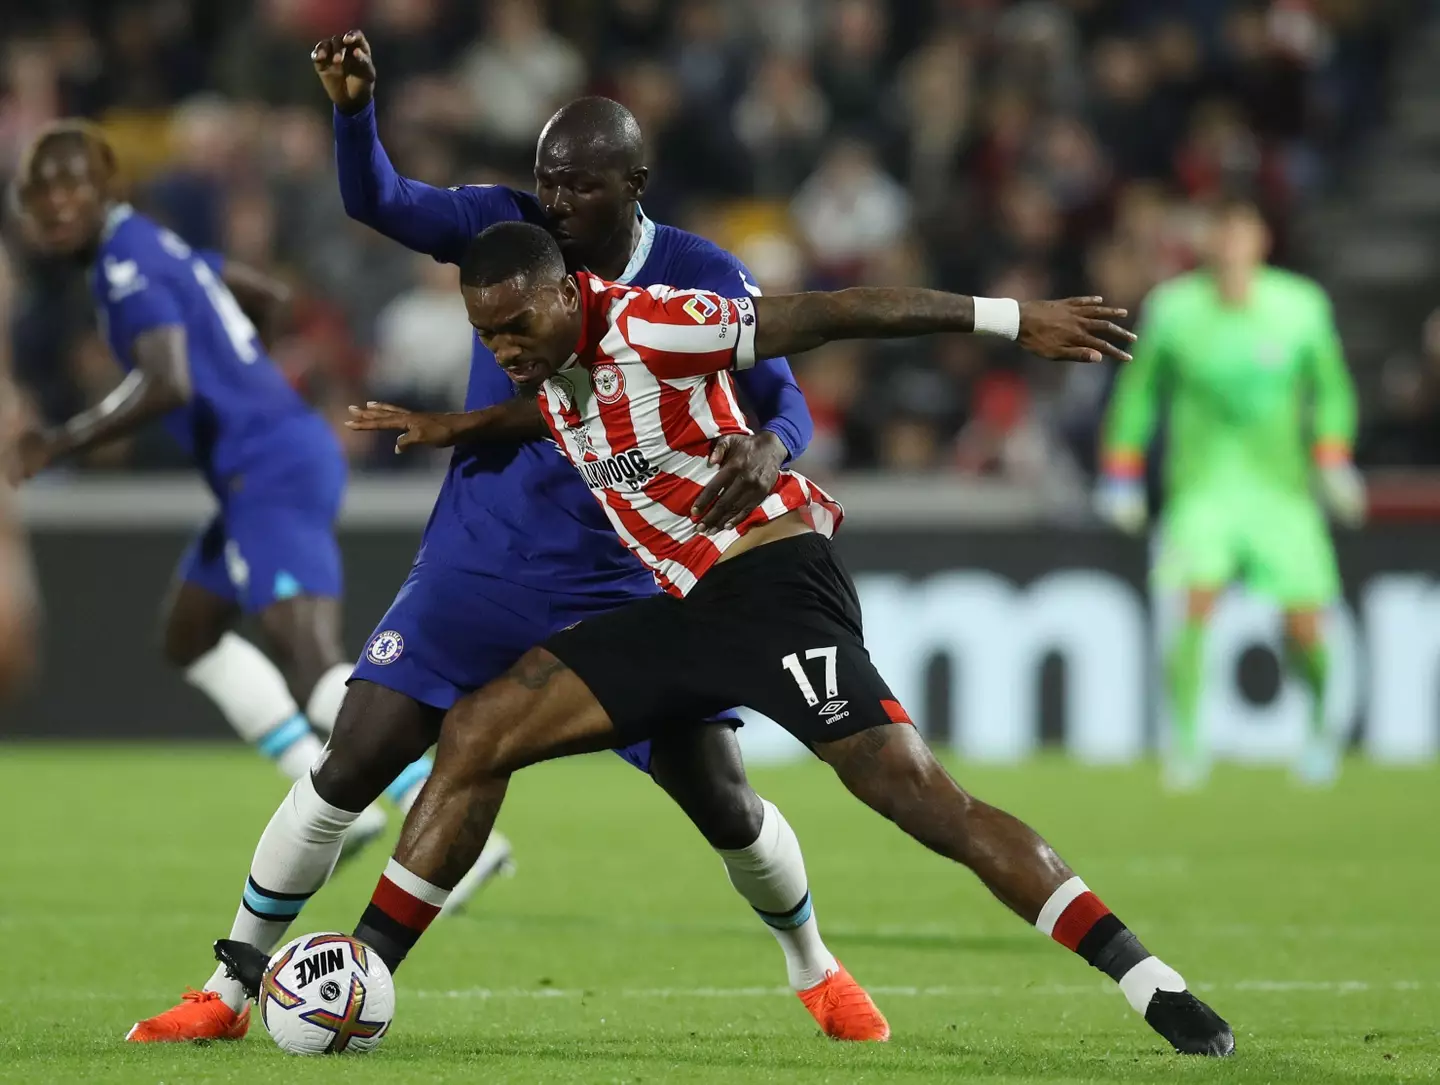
[714,510,814,565]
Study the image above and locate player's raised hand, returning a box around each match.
[1019,298,1135,364]
[311,30,376,114]
[346,402,459,453]
[690,432,787,532]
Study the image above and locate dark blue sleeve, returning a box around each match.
[98,248,184,347]
[691,256,812,462]
[333,102,530,265]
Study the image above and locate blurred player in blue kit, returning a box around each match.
[12,122,388,829]
[126,30,888,1045]
[0,239,38,698]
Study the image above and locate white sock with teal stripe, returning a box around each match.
[184,633,323,780]
[204,773,358,1011]
[304,663,351,734]
[716,799,837,991]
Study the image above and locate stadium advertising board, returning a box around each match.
[5,525,1437,764]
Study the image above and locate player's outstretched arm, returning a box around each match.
[753,291,1134,365]
[315,30,506,265]
[345,396,546,454]
[12,326,191,480]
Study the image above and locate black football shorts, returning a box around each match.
[542,532,911,748]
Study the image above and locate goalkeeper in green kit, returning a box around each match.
[1097,197,1364,788]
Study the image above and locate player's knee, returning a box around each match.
[311,737,389,811]
[258,597,344,693]
[314,682,439,810]
[159,602,225,669]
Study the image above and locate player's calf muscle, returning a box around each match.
[393,766,508,887]
[818,723,1071,921]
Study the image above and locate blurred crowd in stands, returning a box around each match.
[1,0,1430,481]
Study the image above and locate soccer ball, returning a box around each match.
[259,932,395,1055]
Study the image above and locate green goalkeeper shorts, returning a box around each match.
[1154,490,1340,606]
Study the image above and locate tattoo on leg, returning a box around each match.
[834,724,896,770]
[438,805,495,886]
[505,653,570,691]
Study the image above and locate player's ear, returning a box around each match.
[627,166,648,201]
[561,274,579,310]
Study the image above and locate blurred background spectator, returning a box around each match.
[0,0,1428,478]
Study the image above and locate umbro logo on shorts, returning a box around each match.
[819,700,848,716]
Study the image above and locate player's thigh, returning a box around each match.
[163,516,240,666]
[542,591,725,749]
[435,647,623,779]
[1243,498,1340,608]
[718,538,912,750]
[1154,496,1240,594]
[313,679,444,811]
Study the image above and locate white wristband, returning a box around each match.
[973,297,1020,341]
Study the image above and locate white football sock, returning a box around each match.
[203,773,359,1011]
[716,799,837,991]
[184,632,324,780]
[304,662,351,735]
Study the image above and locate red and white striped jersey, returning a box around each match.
[537,272,843,597]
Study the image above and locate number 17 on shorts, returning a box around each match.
[781,647,852,725]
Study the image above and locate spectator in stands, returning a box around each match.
[0,0,1412,476]
[454,0,584,152]
[791,137,910,285]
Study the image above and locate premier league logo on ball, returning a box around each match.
[365,630,404,666]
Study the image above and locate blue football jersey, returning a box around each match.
[334,104,814,597]
[91,205,316,492]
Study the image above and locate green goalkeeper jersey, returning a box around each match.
[1102,266,1357,500]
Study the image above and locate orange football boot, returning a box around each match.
[797,963,890,1041]
[125,989,250,1042]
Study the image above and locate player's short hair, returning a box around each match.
[460,222,567,290]
[17,119,116,186]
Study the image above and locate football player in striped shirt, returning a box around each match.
[136,33,886,1045]
[294,222,1235,1057]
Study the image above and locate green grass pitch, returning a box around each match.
[1,745,1436,1084]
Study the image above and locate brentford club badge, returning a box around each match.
[592,363,625,404]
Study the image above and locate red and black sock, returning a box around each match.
[1036,876,1153,983]
[353,859,451,973]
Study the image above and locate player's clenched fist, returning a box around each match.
[311,30,376,114]
[1018,297,1135,365]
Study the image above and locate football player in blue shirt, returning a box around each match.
[13,122,386,828]
[0,241,37,699]
[128,33,886,1044]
